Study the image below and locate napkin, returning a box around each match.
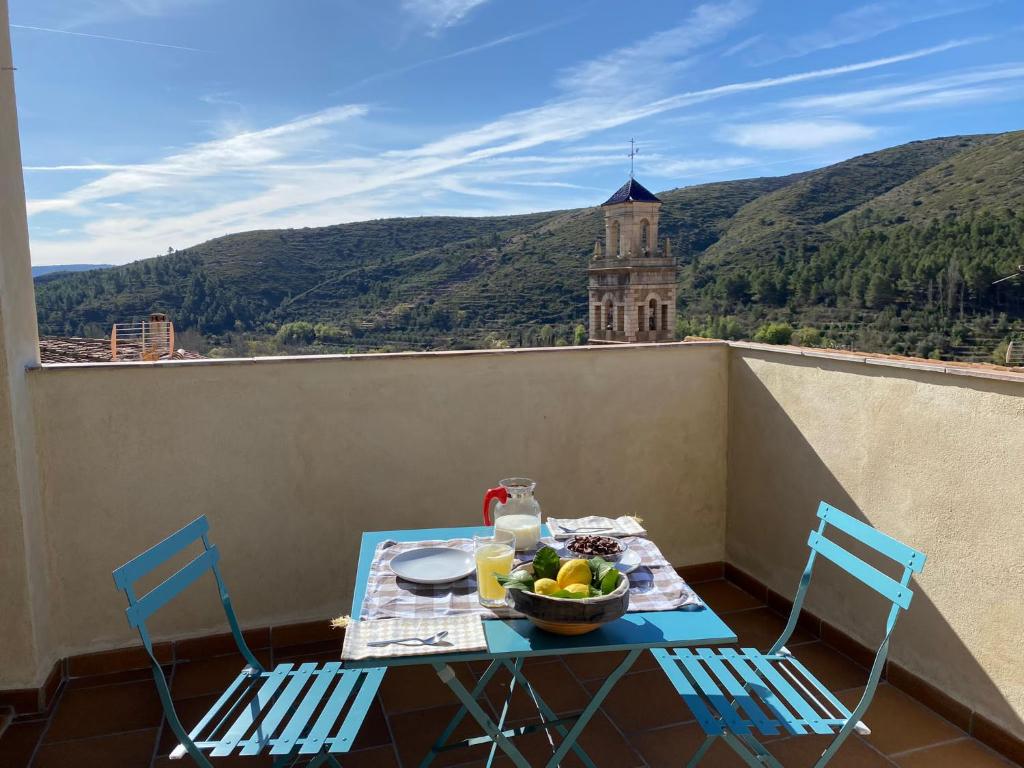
[341,615,486,661]
[546,515,648,539]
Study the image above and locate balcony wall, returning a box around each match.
[22,342,729,683]
[727,344,1024,741]
[6,339,1023,745]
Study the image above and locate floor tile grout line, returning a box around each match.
[24,676,65,768]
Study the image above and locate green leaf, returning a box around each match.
[495,573,533,591]
[588,557,616,588]
[533,546,561,580]
[549,588,586,599]
[599,567,620,595]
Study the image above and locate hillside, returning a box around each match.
[34,131,1024,360]
[32,263,111,278]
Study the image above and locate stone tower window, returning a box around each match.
[605,300,614,331]
[648,298,657,331]
[609,221,620,257]
[640,219,650,255]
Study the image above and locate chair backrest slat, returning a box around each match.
[817,502,925,573]
[113,516,210,590]
[126,546,221,628]
[807,532,912,609]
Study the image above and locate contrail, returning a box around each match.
[10,24,203,52]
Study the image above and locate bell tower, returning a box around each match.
[588,177,677,343]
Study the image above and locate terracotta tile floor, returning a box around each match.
[1,578,1018,768]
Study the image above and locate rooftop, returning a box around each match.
[0,342,1020,768]
[601,178,661,206]
[37,336,205,364]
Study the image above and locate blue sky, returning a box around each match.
[10,0,1024,265]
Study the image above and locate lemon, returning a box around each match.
[556,559,592,589]
[561,583,590,597]
[533,578,558,595]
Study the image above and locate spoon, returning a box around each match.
[367,630,450,647]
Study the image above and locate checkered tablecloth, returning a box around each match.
[359,536,704,620]
[342,615,486,661]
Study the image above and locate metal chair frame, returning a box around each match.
[653,501,927,767]
[112,516,383,767]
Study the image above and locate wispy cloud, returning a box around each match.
[401,0,490,33]
[55,0,216,30]
[9,23,203,52]
[722,120,877,150]
[26,25,979,264]
[27,105,368,215]
[336,17,571,94]
[783,63,1024,112]
[722,34,763,57]
[643,156,756,177]
[642,36,985,114]
[558,0,755,94]
[757,0,993,63]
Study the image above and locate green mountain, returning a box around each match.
[35,131,1024,361]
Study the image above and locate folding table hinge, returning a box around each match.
[436,664,456,683]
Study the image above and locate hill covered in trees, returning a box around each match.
[34,130,1024,362]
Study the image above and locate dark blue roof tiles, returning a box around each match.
[601,178,661,206]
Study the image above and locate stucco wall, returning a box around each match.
[727,346,1024,740]
[0,0,48,689]
[24,342,729,674]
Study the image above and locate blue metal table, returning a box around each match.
[348,526,736,767]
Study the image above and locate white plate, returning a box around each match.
[389,547,475,585]
[616,547,641,574]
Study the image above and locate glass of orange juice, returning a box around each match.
[474,529,515,608]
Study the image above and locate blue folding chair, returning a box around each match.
[112,516,384,767]
[653,501,927,767]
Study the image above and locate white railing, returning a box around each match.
[111,319,175,361]
[1007,340,1024,367]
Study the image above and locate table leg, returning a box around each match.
[501,659,599,768]
[542,648,642,768]
[428,662,533,768]
[418,659,506,768]
[486,657,523,767]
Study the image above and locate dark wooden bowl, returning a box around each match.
[508,561,630,635]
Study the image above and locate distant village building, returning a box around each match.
[39,313,204,364]
[588,178,677,343]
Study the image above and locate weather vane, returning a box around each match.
[628,138,639,179]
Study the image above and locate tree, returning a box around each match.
[791,327,822,347]
[275,321,316,345]
[573,324,587,346]
[753,322,794,345]
[865,274,894,309]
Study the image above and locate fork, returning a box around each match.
[559,524,615,533]
[367,630,450,647]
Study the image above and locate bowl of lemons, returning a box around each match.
[497,546,629,635]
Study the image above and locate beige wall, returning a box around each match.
[0,0,48,689]
[25,342,729,674]
[8,334,1024,744]
[727,346,1024,740]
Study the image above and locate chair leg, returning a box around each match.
[686,735,717,767]
[302,753,342,768]
[721,730,785,768]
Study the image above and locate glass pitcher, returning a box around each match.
[482,477,542,551]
